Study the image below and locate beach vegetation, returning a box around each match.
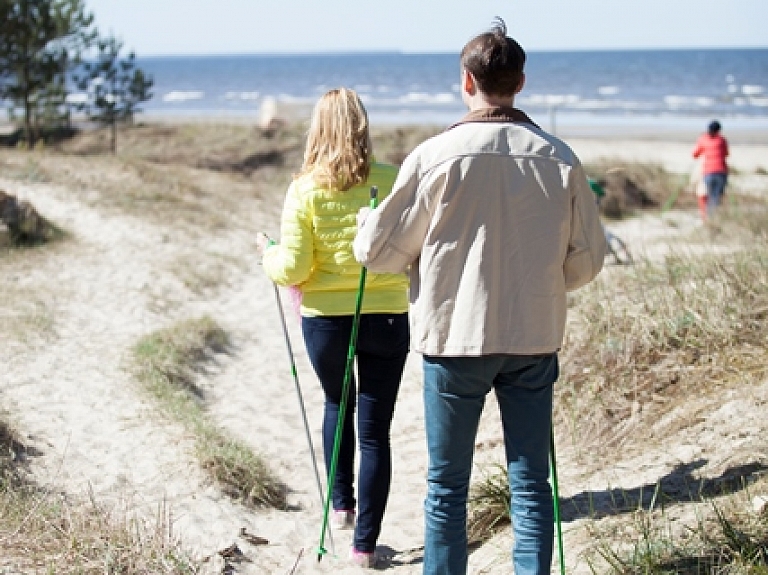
[584,159,688,219]
[72,34,153,154]
[467,206,768,570]
[1,118,766,571]
[0,0,96,146]
[132,316,287,509]
[0,0,154,150]
[1,413,197,573]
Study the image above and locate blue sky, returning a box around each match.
[86,0,767,56]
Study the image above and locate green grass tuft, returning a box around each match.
[133,316,286,508]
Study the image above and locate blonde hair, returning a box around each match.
[298,88,371,191]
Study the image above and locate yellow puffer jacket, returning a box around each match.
[262,162,409,317]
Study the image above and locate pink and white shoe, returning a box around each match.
[350,547,376,569]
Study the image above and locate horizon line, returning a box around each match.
[133,45,768,59]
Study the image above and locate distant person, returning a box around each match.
[692,120,729,220]
[354,18,606,575]
[256,88,409,569]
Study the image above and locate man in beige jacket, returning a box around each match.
[354,18,606,575]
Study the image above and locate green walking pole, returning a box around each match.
[317,185,379,562]
[550,427,566,575]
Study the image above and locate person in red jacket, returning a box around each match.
[692,120,729,220]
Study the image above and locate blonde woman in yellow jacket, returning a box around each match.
[256,88,409,569]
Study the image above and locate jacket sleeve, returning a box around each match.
[262,181,314,286]
[692,137,703,159]
[353,153,430,273]
[564,164,607,291]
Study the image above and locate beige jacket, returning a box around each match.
[353,107,606,356]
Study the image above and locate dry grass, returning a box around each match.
[0,240,67,348]
[371,124,443,166]
[467,206,768,566]
[584,475,768,574]
[1,121,442,235]
[0,417,26,491]
[0,122,295,232]
[1,414,197,573]
[467,463,512,545]
[561,228,768,451]
[584,159,690,219]
[132,316,287,509]
[0,285,57,347]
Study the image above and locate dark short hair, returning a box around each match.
[708,120,721,135]
[460,17,526,97]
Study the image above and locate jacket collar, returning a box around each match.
[448,106,540,131]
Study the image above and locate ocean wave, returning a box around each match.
[224,91,260,100]
[398,92,458,105]
[742,85,765,95]
[520,94,581,107]
[352,92,459,107]
[598,86,621,96]
[664,95,716,108]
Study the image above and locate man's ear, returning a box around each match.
[463,69,477,96]
[515,73,526,94]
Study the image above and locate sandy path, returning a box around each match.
[0,177,271,572]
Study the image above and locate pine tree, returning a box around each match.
[0,0,94,146]
[74,35,153,153]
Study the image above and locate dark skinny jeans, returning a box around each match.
[302,313,409,553]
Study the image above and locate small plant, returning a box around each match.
[0,416,26,491]
[133,316,286,508]
[467,464,511,544]
[584,160,685,218]
[1,412,196,572]
[586,497,768,574]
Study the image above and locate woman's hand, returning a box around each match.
[256,232,274,255]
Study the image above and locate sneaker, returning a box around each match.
[331,509,355,530]
[350,547,376,569]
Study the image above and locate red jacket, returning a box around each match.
[693,134,729,175]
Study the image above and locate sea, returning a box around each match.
[132,49,768,134]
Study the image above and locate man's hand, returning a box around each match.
[357,207,371,229]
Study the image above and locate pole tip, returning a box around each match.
[370,185,378,199]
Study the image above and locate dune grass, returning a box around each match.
[1,414,197,574]
[584,476,768,574]
[466,207,768,570]
[584,158,693,219]
[132,316,286,509]
[561,223,768,449]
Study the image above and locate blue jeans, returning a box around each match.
[704,172,727,214]
[302,313,409,553]
[422,354,558,575]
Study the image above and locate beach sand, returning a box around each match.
[1,120,767,574]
